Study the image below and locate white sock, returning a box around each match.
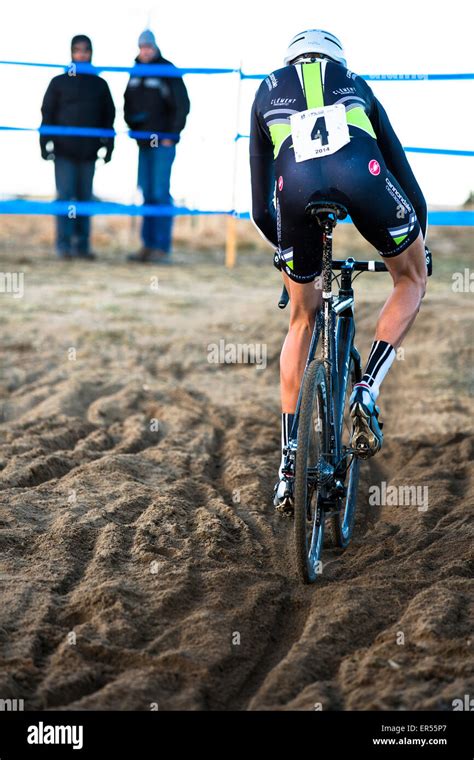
[351,340,396,404]
[278,412,294,478]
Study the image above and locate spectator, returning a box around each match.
[124,30,190,263]
[40,35,115,259]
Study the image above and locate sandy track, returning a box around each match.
[0,227,472,710]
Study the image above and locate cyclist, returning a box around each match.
[249,29,428,509]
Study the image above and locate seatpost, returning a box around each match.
[321,218,335,300]
[320,215,336,362]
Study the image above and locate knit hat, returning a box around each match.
[71,35,92,51]
[138,30,158,49]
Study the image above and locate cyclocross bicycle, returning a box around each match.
[276,200,432,584]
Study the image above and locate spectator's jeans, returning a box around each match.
[54,157,95,255]
[138,144,176,253]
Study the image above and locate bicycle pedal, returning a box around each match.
[355,441,372,459]
[275,497,294,517]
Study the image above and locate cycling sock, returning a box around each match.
[352,340,396,403]
[279,412,294,478]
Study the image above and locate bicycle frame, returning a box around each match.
[287,222,358,471]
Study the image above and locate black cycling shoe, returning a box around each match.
[350,386,384,459]
[273,477,294,516]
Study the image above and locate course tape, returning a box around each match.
[0,200,227,217]
[235,133,474,156]
[0,61,236,77]
[0,200,471,226]
[1,125,472,157]
[0,60,472,81]
[235,211,473,226]
[242,71,474,81]
[0,125,180,141]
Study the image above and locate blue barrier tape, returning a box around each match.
[1,125,472,156]
[234,133,474,156]
[0,60,472,81]
[362,73,474,81]
[0,200,471,226]
[0,125,181,140]
[0,200,231,216]
[236,210,473,226]
[0,61,237,77]
[241,71,474,81]
[403,146,474,157]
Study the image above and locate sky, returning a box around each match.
[0,0,472,211]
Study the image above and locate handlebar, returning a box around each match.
[277,249,432,309]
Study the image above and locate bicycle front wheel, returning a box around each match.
[294,360,330,584]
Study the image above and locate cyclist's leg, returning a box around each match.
[275,271,321,504]
[374,230,427,347]
[280,271,322,412]
[273,180,323,501]
[274,186,324,412]
[336,143,427,454]
[326,138,427,347]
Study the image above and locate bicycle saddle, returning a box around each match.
[305,201,348,226]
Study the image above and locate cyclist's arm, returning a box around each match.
[368,93,427,238]
[249,99,278,247]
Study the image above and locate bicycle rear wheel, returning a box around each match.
[294,360,330,583]
[331,354,361,548]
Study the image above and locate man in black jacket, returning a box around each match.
[124,30,190,262]
[40,35,115,259]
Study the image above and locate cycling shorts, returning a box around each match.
[274,135,421,283]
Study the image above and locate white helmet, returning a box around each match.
[284,29,346,67]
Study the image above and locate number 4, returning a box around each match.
[311,116,329,145]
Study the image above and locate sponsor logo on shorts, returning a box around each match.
[385,178,411,213]
[276,197,281,241]
[278,175,284,191]
[368,159,381,176]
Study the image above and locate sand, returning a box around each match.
[0,217,472,710]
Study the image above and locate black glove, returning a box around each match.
[41,144,54,161]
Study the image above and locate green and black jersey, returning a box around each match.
[250,59,427,270]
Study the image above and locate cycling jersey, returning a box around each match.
[250,59,427,282]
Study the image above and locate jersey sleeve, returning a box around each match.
[365,86,427,238]
[249,93,278,247]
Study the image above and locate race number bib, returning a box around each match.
[290,104,350,162]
